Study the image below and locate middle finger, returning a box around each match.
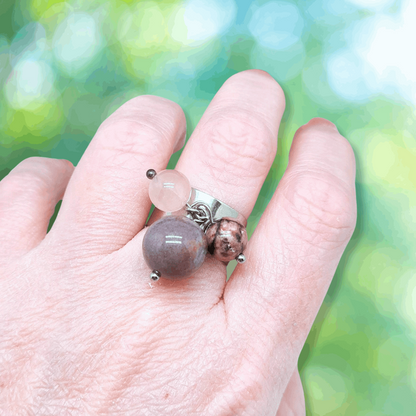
[51,96,186,256]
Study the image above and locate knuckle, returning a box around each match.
[295,123,356,169]
[16,156,61,173]
[16,157,72,176]
[16,156,44,168]
[2,170,47,199]
[282,172,357,246]
[97,117,171,159]
[0,177,48,217]
[202,108,276,180]
[1,158,69,199]
[127,95,185,120]
[227,70,286,106]
[96,96,185,160]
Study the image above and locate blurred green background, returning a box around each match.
[0,0,415,414]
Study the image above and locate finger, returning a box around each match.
[177,69,285,218]
[0,157,74,258]
[144,70,285,291]
[54,95,186,255]
[225,118,357,388]
[276,370,305,416]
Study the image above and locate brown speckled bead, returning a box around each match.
[206,219,248,262]
[142,216,208,279]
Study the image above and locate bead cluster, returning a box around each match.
[142,169,247,281]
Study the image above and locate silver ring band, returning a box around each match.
[146,186,247,233]
[185,187,247,231]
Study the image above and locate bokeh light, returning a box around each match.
[171,0,237,45]
[347,0,416,103]
[5,58,55,109]
[346,0,395,10]
[53,12,104,75]
[249,1,304,50]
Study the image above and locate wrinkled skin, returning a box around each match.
[0,70,356,415]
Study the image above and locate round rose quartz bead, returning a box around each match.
[148,170,191,213]
[142,215,208,279]
[206,219,248,262]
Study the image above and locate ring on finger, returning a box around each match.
[142,169,248,281]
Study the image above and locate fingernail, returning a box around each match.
[306,117,338,132]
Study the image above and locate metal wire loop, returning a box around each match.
[186,202,215,232]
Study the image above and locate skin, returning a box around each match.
[0,70,356,415]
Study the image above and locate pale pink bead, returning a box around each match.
[148,169,191,212]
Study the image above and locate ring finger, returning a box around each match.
[178,70,285,222]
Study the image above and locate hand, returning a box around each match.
[0,70,356,415]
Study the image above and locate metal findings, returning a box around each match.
[143,168,248,281]
[150,270,161,281]
[186,202,214,232]
[146,169,157,179]
[236,253,246,264]
[186,187,247,228]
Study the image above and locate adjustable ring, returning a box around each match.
[142,169,248,281]
[186,187,247,230]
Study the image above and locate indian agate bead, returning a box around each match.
[206,219,248,262]
[148,169,191,213]
[142,215,208,280]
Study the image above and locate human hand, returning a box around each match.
[0,70,356,415]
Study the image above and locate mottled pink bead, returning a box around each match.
[206,219,248,262]
[142,215,208,279]
[148,170,191,212]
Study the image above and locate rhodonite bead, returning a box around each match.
[206,219,248,262]
[142,215,208,279]
[148,169,191,213]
